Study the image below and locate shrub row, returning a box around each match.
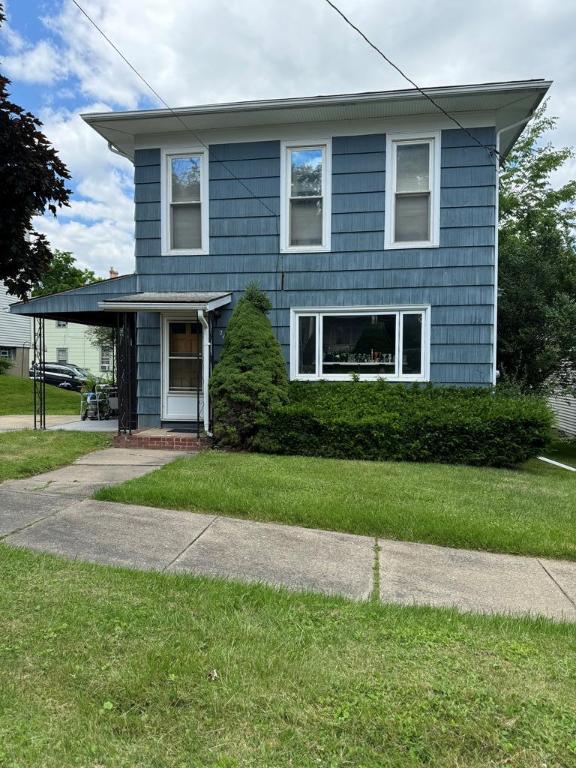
[252,381,553,467]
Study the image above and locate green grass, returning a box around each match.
[96,450,576,560]
[1,544,575,768]
[545,437,576,468]
[0,431,111,482]
[0,375,80,415]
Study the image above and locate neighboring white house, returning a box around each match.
[0,283,31,376]
[548,393,576,436]
[42,320,113,375]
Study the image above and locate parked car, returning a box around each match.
[29,362,90,391]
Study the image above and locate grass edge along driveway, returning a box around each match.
[0,375,80,416]
[0,431,112,483]
[1,543,575,768]
[96,450,576,561]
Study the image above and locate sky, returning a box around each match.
[1,0,575,278]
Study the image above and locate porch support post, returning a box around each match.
[198,310,211,435]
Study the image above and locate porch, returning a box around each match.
[9,277,231,436]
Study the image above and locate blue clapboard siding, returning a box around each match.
[132,127,496,424]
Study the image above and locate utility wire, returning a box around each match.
[71,0,284,324]
[70,0,279,219]
[322,0,502,163]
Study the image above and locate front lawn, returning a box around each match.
[96,450,576,560]
[0,431,111,483]
[1,544,575,767]
[0,375,80,415]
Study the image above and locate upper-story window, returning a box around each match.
[56,320,67,328]
[162,149,208,255]
[281,140,331,252]
[385,132,440,249]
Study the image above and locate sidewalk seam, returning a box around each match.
[0,498,77,542]
[162,515,219,572]
[537,559,576,611]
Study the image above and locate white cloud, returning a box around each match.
[2,39,66,84]
[32,104,135,277]
[3,0,575,277]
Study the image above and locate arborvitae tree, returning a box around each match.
[209,284,288,447]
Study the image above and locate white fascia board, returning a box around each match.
[98,296,232,312]
[133,111,496,152]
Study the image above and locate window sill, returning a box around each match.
[163,249,209,257]
[281,245,331,254]
[384,241,439,250]
[292,375,428,383]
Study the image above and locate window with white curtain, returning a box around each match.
[163,150,207,254]
[281,141,331,252]
[291,307,429,381]
[385,133,439,249]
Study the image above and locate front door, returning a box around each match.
[162,317,203,421]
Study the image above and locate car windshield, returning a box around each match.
[68,366,91,377]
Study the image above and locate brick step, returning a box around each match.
[113,431,210,451]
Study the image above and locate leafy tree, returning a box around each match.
[209,284,288,447]
[32,250,96,297]
[498,104,576,391]
[0,3,70,300]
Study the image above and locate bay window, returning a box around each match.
[281,140,331,251]
[385,133,439,249]
[292,307,429,381]
[163,149,208,254]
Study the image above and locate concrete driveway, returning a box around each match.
[1,447,576,621]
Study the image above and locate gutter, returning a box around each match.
[198,310,212,436]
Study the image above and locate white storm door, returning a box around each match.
[162,317,204,421]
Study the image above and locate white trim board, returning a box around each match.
[134,111,496,152]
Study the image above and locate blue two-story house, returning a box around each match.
[11,79,550,432]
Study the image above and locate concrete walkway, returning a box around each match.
[1,447,575,621]
[0,415,118,432]
[0,414,78,431]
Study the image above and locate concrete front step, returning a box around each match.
[114,428,210,451]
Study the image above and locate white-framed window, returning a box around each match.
[290,306,430,382]
[161,148,209,255]
[280,139,331,252]
[56,348,68,364]
[100,346,112,372]
[385,132,440,249]
[0,347,15,359]
[56,320,67,328]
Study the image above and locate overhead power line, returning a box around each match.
[70,0,279,219]
[322,0,501,163]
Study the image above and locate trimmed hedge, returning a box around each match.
[252,381,553,467]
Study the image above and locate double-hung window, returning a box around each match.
[385,133,440,248]
[291,307,429,381]
[281,140,331,252]
[163,150,208,254]
[56,348,68,364]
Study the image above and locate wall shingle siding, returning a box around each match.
[133,127,496,425]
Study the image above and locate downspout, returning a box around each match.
[198,310,211,436]
[493,116,531,386]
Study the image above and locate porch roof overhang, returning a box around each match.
[8,274,138,327]
[98,292,232,313]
